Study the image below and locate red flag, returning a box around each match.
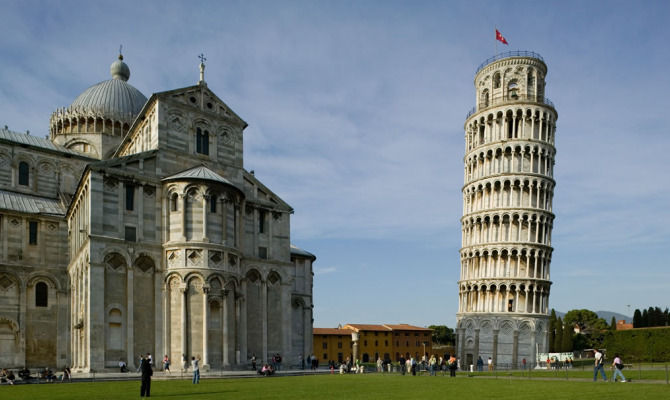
[496,29,508,45]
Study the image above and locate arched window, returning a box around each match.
[493,72,501,89]
[480,89,489,107]
[18,161,29,186]
[170,193,178,212]
[508,80,519,99]
[196,127,209,155]
[35,282,48,307]
[210,195,217,213]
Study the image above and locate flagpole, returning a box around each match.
[494,26,498,57]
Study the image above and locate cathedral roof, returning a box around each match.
[290,244,316,260]
[162,165,238,188]
[0,126,89,157]
[68,55,147,120]
[0,189,66,215]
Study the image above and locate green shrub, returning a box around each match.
[603,327,670,361]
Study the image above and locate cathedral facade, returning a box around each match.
[456,51,557,367]
[0,55,315,371]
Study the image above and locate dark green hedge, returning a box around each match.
[603,327,670,361]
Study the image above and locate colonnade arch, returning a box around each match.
[466,106,556,151]
[461,211,553,247]
[464,143,555,183]
[459,247,552,281]
[463,176,554,215]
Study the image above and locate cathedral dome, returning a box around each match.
[69,55,147,118]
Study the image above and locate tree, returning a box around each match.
[633,309,642,328]
[428,325,455,345]
[561,321,573,352]
[553,317,563,352]
[563,309,609,348]
[610,316,616,331]
[642,309,649,327]
[549,308,557,353]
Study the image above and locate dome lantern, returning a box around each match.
[110,54,130,81]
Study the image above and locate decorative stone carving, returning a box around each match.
[186,249,203,267]
[167,250,180,267]
[0,275,15,289]
[209,251,223,266]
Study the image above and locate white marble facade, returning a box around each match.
[0,56,314,371]
[456,52,557,368]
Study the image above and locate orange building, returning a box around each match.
[313,324,433,364]
[616,320,634,330]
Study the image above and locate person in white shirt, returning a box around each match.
[593,349,607,381]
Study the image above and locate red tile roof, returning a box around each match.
[383,324,432,331]
[343,324,391,332]
[313,328,354,335]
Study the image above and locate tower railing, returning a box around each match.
[475,51,545,75]
[466,94,555,119]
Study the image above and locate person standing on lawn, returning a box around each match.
[612,354,626,382]
[593,349,607,381]
[140,354,153,397]
[192,356,200,384]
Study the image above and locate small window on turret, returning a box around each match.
[210,195,217,213]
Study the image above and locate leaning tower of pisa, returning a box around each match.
[456,51,557,368]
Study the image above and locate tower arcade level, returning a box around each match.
[456,51,557,367]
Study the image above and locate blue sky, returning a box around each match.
[1,1,669,328]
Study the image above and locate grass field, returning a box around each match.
[2,374,668,400]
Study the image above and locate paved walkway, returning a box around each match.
[52,368,330,383]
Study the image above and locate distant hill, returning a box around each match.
[596,311,631,324]
[553,310,631,323]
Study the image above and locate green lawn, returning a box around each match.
[473,366,670,381]
[2,374,668,400]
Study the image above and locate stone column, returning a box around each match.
[282,283,292,361]
[221,198,227,244]
[457,328,466,364]
[89,263,105,371]
[56,288,69,369]
[181,195,187,241]
[181,285,188,359]
[127,268,134,368]
[303,305,311,365]
[222,289,230,367]
[492,329,499,368]
[154,273,163,369]
[138,185,144,240]
[530,330,537,366]
[163,283,170,363]
[202,286,210,369]
[473,329,480,361]
[512,331,519,368]
[238,280,247,364]
[19,281,27,368]
[202,194,209,241]
[261,279,268,362]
